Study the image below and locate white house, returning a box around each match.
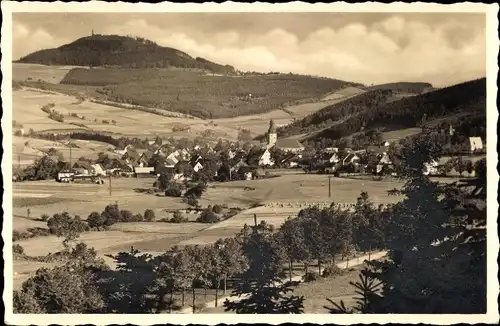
[259,149,274,166]
[91,164,106,176]
[342,153,360,166]
[376,153,392,174]
[193,161,204,172]
[423,159,439,176]
[469,137,483,152]
[329,153,340,164]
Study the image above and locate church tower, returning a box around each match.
[267,119,277,148]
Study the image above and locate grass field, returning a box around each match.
[12,135,118,166]
[13,63,83,84]
[59,67,352,119]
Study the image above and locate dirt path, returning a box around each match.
[178,250,387,314]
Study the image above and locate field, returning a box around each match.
[12,174,405,283]
[12,87,239,140]
[59,67,353,119]
[12,63,82,84]
[12,135,117,166]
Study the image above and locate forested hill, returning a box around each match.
[15,34,236,75]
[367,82,434,93]
[308,77,486,143]
[277,89,394,138]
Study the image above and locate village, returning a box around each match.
[36,119,485,186]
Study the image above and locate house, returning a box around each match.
[122,148,140,166]
[57,170,74,182]
[280,153,300,168]
[375,152,393,174]
[328,152,340,164]
[381,141,390,147]
[138,150,154,167]
[193,161,204,173]
[165,152,180,165]
[258,149,274,166]
[366,146,388,155]
[72,161,92,175]
[342,153,360,166]
[134,166,155,178]
[91,164,106,176]
[469,137,483,153]
[115,144,133,156]
[423,159,439,176]
[275,139,305,153]
[324,147,339,153]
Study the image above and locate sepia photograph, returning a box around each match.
[2,1,499,325]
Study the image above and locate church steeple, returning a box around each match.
[268,119,277,134]
[91,29,94,36]
[267,119,277,147]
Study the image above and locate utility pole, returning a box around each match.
[18,154,21,170]
[69,146,72,171]
[109,174,112,196]
[254,213,257,227]
[328,175,331,198]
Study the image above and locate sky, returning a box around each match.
[12,12,486,87]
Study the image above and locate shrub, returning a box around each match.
[184,182,207,199]
[48,111,64,123]
[183,194,199,207]
[165,182,183,197]
[144,209,156,222]
[13,231,31,242]
[40,214,50,221]
[13,244,25,255]
[302,271,320,283]
[120,210,134,222]
[197,209,220,224]
[212,204,223,214]
[170,210,189,223]
[102,120,110,124]
[27,227,51,237]
[14,130,23,136]
[132,213,144,222]
[322,264,344,278]
[87,212,106,229]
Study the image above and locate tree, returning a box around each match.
[87,211,106,229]
[184,182,207,199]
[144,209,156,222]
[224,222,304,313]
[278,217,310,282]
[14,263,105,313]
[197,209,220,223]
[354,132,487,313]
[101,203,122,226]
[46,212,88,248]
[100,248,157,313]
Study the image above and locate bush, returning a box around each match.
[87,212,106,229]
[142,209,155,222]
[132,213,144,222]
[102,120,110,124]
[13,244,25,255]
[165,182,183,197]
[27,227,51,237]
[120,210,135,222]
[212,204,223,214]
[40,214,50,221]
[302,271,320,283]
[322,264,344,278]
[13,230,31,242]
[170,210,189,223]
[183,194,199,207]
[196,209,220,224]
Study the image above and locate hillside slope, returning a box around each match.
[16,34,236,75]
[367,82,434,93]
[308,77,485,144]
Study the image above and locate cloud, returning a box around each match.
[13,21,68,60]
[12,14,485,87]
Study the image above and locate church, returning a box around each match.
[265,120,305,153]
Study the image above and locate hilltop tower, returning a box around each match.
[92,29,94,36]
[267,119,277,148]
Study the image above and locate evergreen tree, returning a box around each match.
[224,222,304,314]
